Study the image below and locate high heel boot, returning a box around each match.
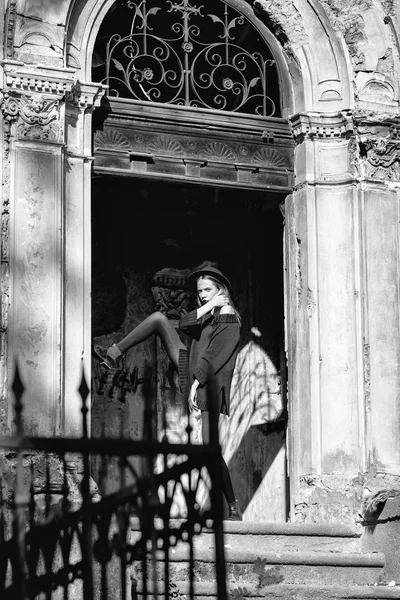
[94,343,123,369]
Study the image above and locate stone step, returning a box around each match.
[129,519,362,553]
[131,549,386,587]
[132,582,400,600]
[202,522,361,554]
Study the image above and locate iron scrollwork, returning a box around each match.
[93,0,280,116]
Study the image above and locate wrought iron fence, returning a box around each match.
[0,364,227,600]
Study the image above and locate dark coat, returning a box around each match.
[178,308,240,416]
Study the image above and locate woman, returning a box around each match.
[94,262,242,520]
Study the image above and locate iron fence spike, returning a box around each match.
[78,365,90,403]
[12,360,25,436]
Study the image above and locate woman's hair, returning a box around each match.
[196,275,242,325]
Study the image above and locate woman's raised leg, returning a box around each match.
[94,311,185,369]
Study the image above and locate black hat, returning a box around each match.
[189,261,231,289]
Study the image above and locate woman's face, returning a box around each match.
[197,277,220,305]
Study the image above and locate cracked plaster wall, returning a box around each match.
[253,0,309,53]
[10,1,69,66]
[318,0,399,110]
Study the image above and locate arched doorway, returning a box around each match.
[89,0,294,521]
[7,0,383,525]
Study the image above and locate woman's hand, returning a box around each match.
[196,290,229,319]
[188,379,200,411]
[211,290,229,308]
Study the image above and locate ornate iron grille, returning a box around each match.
[0,365,227,600]
[92,0,281,116]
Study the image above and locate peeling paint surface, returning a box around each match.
[254,0,308,50]
[9,148,61,436]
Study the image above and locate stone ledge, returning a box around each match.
[133,581,400,599]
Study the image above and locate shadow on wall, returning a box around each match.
[220,341,286,521]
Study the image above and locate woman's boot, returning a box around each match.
[94,343,123,369]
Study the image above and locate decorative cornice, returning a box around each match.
[290,112,354,144]
[2,62,107,109]
[2,61,76,96]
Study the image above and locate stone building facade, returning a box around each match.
[0,0,399,525]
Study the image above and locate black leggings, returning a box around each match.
[116,312,236,504]
[201,412,235,504]
[117,311,185,366]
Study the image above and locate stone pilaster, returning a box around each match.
[0,60,106,436]
[287,110,400,524]
[353,116,400,495]
[62,80,106,437]
[1,88,65,435]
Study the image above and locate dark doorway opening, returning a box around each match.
[92,176,284,352]
[91,175,287,520]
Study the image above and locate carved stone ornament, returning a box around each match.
[347,137,360,178]
[358,121,400,181]
[0,92,20,123]
[151,268,190,320]
[4,0,17,58]
[65,80,108,110]
[251,147,287,168]
[1,92,21,152]
[203,142,236,161]
[1,92,62,142]
[148,136,184,156]
[94,130,131,152]
[17,94,62,141]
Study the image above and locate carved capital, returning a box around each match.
[356,118,400,182]
[18,94,62,142]
[1,62,77,145]
[290,112,354,144]
[1,91,63,143]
